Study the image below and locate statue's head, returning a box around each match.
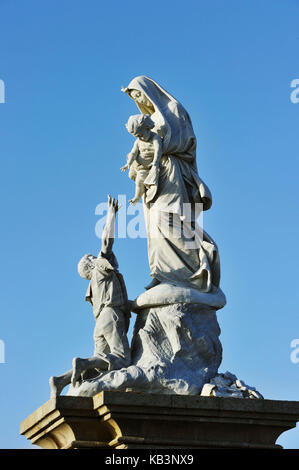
[77,254,96,280]
[128,89,152,107]
[126,114,155,140]
[121,83,155,114]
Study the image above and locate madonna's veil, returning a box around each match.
[124,75,212,211]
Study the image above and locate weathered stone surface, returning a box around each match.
[210,375,232,388]
[201,371,263,399]
[250,390,263,399]
[200,383,216,396]
[201,383,216,397]
[224,371,237,382]
[67,303,222,397]
[20,391,299,449]
[132,282,226,312]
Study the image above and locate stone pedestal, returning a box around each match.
[20,391,299,449]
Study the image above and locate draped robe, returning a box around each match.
[125,76,220,293]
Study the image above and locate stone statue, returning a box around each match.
[121,114,162,205]
[49,196,131,397]
[64,77,225,397]
[122,77,219,293]
[53,77,262,400]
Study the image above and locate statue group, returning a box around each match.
[50,76,262,400]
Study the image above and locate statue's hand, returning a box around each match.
[107,195,120,213]
[120,164,128,172]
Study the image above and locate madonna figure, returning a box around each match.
[123,76,220,294]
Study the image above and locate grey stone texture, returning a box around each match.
[67,303,222,397]
[20,391,299,449]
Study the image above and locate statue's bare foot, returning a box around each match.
[71,357,86,387]
[145,278,161,290]
[49,376,65,398]
[129,198,139,205]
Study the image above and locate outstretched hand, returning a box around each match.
[107,195,120,213]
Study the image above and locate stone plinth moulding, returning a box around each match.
[20,391,299,449]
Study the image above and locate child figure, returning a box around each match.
[121,114,162,204]
[49,196,131,397]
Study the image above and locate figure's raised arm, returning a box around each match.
[100,195,119,256]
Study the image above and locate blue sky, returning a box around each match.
[0,0,298,449]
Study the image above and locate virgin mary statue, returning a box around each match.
[123,76,221,295]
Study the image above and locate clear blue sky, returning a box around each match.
[0,0,298,449]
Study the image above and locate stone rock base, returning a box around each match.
[20,391,299,449]
[201,371,264,398]
[67,303,222,397]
